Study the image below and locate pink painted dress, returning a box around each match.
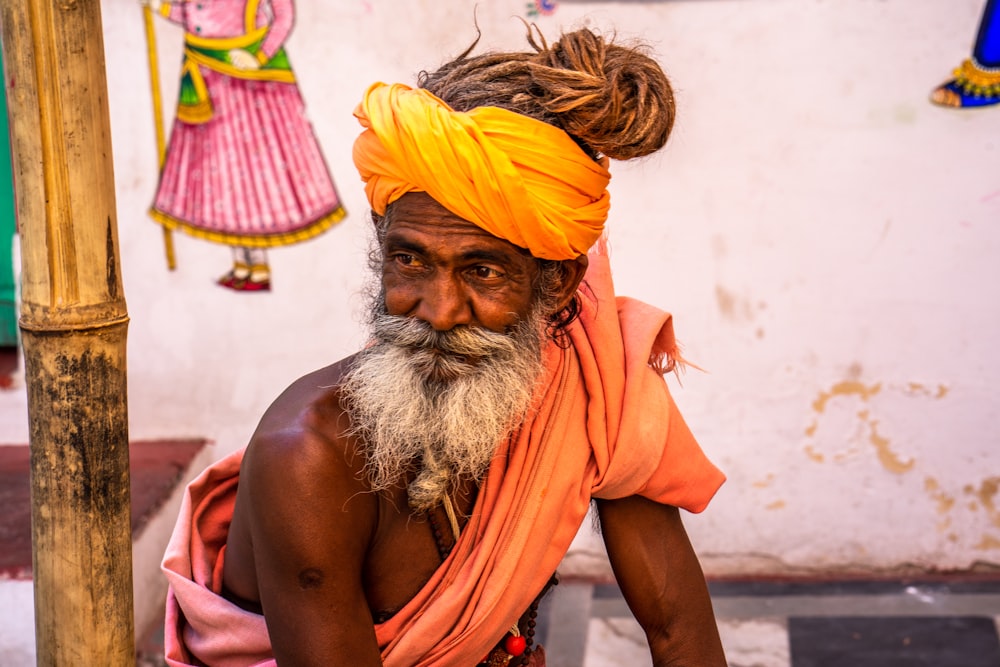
[150,0,344,248]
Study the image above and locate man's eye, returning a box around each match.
[472,266,503,280]
[393,254,419,267]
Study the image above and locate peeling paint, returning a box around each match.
[753,474,776,489]
[974,478,999,510]
[804,444,825,463]
[964,478,1000,527]
[807,380,920,474]
[924,477,955,514]
[905,382,950,399]
[715,286,737,319]
[812,381,882,413]
[974,534,1000,551]
[714,285,756,322]
[864,417,912,473]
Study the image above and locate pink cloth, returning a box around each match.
[162,455,272,667]
[162,247,724,665]
[151,0,343,247]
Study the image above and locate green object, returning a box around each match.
[0,73,17,347]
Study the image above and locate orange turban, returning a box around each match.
[352,82,612,260]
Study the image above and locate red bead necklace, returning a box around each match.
[427,505,558,667]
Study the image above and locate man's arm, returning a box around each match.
[596,495,726,667]
[243,422,383,666]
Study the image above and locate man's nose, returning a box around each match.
[413,275,473,331]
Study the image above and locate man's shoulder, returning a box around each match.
[243,353,368,489]
[257,353,356,433]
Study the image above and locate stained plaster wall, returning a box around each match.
[1,0,998,583]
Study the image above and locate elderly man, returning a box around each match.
[163,26,726,667]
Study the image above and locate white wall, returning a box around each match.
[2,0,998,579]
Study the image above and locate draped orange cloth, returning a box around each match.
[352,82,612,260]
[161,246,724,666]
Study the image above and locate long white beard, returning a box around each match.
[340,307,547,511]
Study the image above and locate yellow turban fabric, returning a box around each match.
[352,82,612,260]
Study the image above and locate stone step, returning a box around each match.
[0,438,212,666]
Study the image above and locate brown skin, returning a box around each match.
[222,192,724,665]
[598,496,727,666]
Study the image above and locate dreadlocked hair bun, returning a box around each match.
[418,26,675,161]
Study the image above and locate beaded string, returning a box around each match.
[426,502,454,561]
[428,502,558,667]
[519,573,559,665]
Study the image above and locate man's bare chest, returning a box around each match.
[362,486,477,622]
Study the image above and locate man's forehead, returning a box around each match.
[384,193,534,258]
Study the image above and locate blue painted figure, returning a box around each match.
[931,0,1000,108]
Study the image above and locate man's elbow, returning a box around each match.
[646,622,728,667]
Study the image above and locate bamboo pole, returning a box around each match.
[0,1,134,665]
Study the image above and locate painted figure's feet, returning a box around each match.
[217,272,271,292]
[217,270,241,289]
[217,262,271,292]
[238,275,271,292]
[217,262,250,290]
[930,59,1000,108]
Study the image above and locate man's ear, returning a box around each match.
[552,255,589,313]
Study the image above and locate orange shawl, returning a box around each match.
[161,247,724,666]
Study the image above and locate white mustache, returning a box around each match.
[370,314,519,358]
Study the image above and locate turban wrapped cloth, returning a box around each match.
[352,82,612,260]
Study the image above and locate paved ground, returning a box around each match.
[0,440,209,579]
[545,578,1000,667]
[136,576,1000,666]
